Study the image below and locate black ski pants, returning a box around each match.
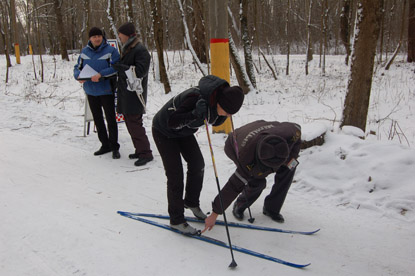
[87,94,119,151]
[235,166,296,215]
[152,128,205,225]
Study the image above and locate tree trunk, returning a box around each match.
[340,0,352,65]
[127,0,135,23]
[408,0,415,62]
[191,0,207,64]
[177,0,207,76]
[305,0,313,75]
[34,0,44,82]
[53,0,69,61]
[385,0,407,70]
[285,0,290,75]
[0,2,11,82]
[10,0,17,54]
[240,0,256,88]
[81,0,91,46]
[150,0,171,94]
[340,0,383,132]
[229,32,251,94]
[107,0,118,40]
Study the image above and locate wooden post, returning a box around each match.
[209,0,231,134]
[15,43,21,64]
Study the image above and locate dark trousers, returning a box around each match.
[87,94,119,150]
[235,166,296,215]
[152,128,205,225]
[124,114,152,158]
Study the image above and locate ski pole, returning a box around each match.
[204,120,237,268]
[230,117,255,224]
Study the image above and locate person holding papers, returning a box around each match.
[114,22,153,166]
[74,27,121,159]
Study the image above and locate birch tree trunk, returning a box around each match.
[150,0,171,94]
[240,0,256,88]
[177,0,207,76]
[229,32,253,94]
[340,0,383,132]
[305,0,313,75]
[53,0,69,61]
[107,0,118,41]
[34,0,44,82]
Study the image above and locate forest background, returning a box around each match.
[1,0,415,133]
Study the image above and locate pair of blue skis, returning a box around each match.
[118,211,319,268]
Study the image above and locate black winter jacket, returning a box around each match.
[116,36,151,115]
[152,75,229,138]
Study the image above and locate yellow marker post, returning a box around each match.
[29,44,33,55]
[15,43,21,64]
[209,0,231,134]
[210,38,231,133]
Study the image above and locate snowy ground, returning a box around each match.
[1,53,414,275]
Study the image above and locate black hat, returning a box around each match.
[118,22,136,37]
[217,86,244,114]
[89,27,103,38]
[257,135,289,169]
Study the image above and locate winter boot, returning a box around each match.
[232,202,245,221]
[134,156,154,166]
[170,222,200,235]
[263,207,285,223]
[184,204,207,220]
[94,146,111,156]
[128,153,140,159]
[112,150,121,159]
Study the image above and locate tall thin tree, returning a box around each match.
[407,0,415,62]
[53,0,69,61]
[240,0,256,88]
[340,0,383,132]
[150,0,171,94]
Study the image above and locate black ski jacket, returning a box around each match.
[152,75,229,138]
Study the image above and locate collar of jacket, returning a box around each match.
[87,37,108,52]
[121,36,139,57]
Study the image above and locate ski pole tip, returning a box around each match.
[229,260,238,268]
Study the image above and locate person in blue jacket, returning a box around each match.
[74,27,121,159]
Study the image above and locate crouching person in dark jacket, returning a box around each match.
[152,75,244,235]
[203,120,301,233]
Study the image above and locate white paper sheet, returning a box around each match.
[78,64,98,79]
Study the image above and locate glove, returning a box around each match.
[192,99,208,119]
[112,63,130,72]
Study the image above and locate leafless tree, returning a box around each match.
[385,0,407,69]
[240,0,256,88]
[150,0,171,94]
[341,0,383,132]
[53,0,69,61]
[305,0,314,75]
[407,0,415,62]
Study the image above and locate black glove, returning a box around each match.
[112,63,130,72]
[192,99,208,119]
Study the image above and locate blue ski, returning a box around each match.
[119,211,319,235]
[118,211,311,268]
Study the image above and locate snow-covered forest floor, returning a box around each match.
[0,53,414,275]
